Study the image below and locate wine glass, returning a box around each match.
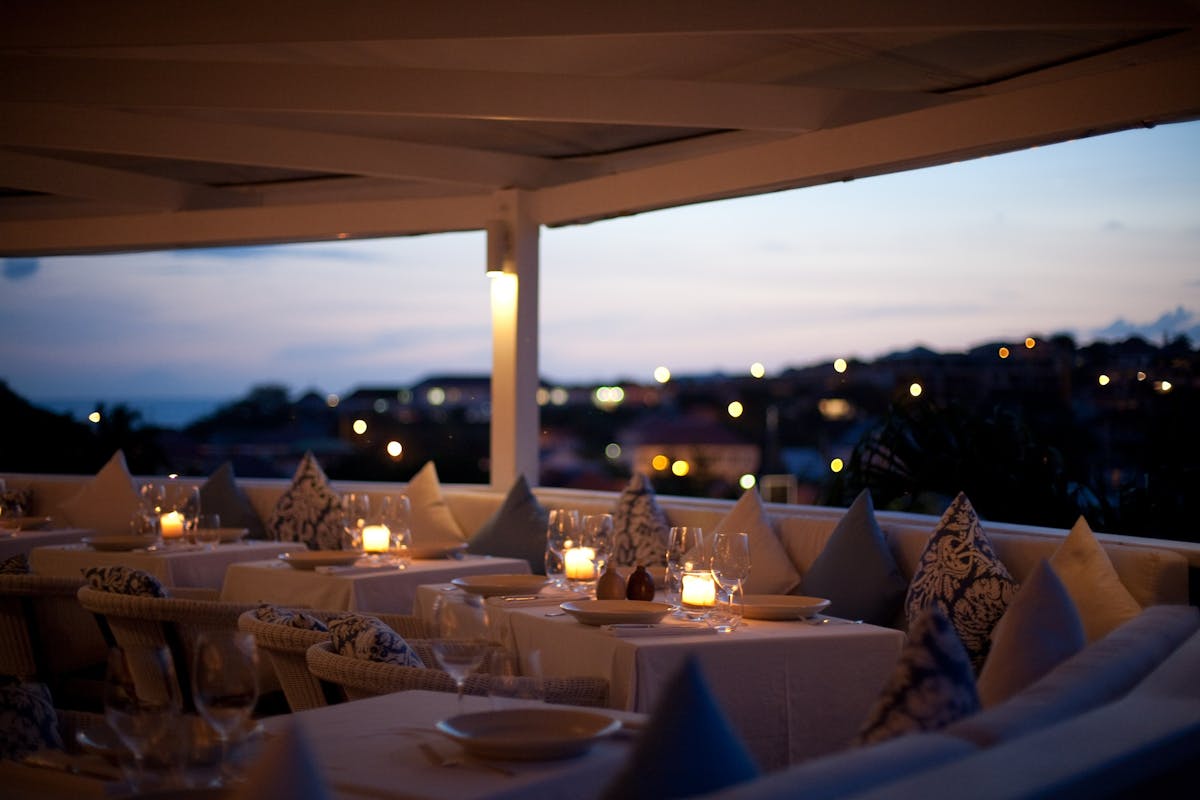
[192,631,260,785]
[666,526,706,612]
[545,508,580,589]
[710,531,751,633]
[581,513,614,580]
[104,645,182,791]
[487,648,545,708]
[341,492,371,551]
[380,494,412,554]
[431,593,493,706]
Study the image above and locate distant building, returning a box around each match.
[619,415,760,485]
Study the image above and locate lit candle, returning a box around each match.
[681,572,716,607]
[160,511,184,539]
[564,546,597,580]
[361,524,391,553]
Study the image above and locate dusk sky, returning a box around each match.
[2,120,1198,411]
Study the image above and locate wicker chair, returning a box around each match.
[237,609,432,712]
[76,586,272,711]
[305,639,610,708]
[0,574,109,710]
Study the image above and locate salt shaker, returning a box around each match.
[595,563,627,600]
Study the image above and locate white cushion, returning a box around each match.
[406,461,466,546]
[714,489,799,595]
[1049,517,1141,642]
[56,450,138,536]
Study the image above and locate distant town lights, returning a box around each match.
[750,362,765,378]
[386,441,403,458]
[1098,374,1111,387]
[830,458,845,473]
[88,411,101,423]
[998,347,1010,359]
[1137,371,1147,381]
[326,394,340,408]
[739,474,756,490]
[605,443,621,460]
[833,358,848,374]
[550,387,569,406]
[352,419,368,435]
[671,459,690,477]
[651,454,670,471]
[1025,337,1037,349]
[427,387,446,406]
[727,401,744,418]
[909,382,923,398]
[1157,380,1174,393]
[653,366,671,384]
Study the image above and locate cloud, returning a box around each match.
[2,258,39,280]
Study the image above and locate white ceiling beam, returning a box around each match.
[0,57,948,133]
[2,1,1195,48]
[0,192,493,257]
[0,148,243,210]
[533,50,1200,226]
[0,105,591,188]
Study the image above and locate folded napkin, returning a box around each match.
[601,623,718,638]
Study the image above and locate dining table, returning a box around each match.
[486,599,906,771]
[0,526,92,562]
[218,554,533,614]
[29,539,307,589]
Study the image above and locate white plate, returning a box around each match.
[741,594,831,620]
[278,551,361,570]
[560,599,673,626]
[436,708,621,760]
[400,542,468,560]
[197,527,249,543]
[82,535,156,552]
[0,516,54,531]
[450,574,551,597]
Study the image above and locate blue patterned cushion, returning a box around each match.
[0,553,30,575]
[328,613,424,668]
[1,487,31,516]
[0,679,63,760]
[905,493,1018,672]
[601,656,758,799]
[610,473,670,568]
[83,565,168,597]
[269,451,345,551]
[799,489,907,626]
[252,604,328,632]
[855,606,980,746]
[200,461,267,540]
[466,474,549,573]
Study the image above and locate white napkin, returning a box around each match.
[601,623,718,638]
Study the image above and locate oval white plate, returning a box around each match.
[436,708,620,760]
[560,599,673,626]
[82,535,156,552]
[450,574,550,597]
[278,551,361,570]
[741,594,831,620]
[400,542,468,560]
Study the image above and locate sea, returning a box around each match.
[35,396,228,430]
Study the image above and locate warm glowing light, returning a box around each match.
[1137,371,1147,381]
[373,398,388,414]
[1158,380,1174,393]
[593,386,625,407]
[653,366,671,384]
[739,474,757,490]
[536,387,550,405]
[1098,374,1110,386]
[830,458,845,473]
[564,547,597,580]
[998,347,1010,359]
[818,398,852,420]
[361,524,390,552]
[1025,337,1036,349]
[671,460,690,477]
[651,454,670,471]
[386,441,403,458]
[550,387,569,406]
[427,387,446,406]
[727,401,744,418]
[750,362,765,378]
[160,511,184,539]
[909,382,923,398]
[833,358,848,374]
[605,443,622,460]
[87,411,101,423]
[681,573,716,607]
[326,394,340,408]
[352,419,368,435]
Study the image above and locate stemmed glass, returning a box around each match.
[581,513,614,583]
[104,645,182,791]
[134,482,165,538]
[380,494,412,563]
[191,631,260,785]
[545,508,580,589]
[431,593,493,706]
[341,492,371,551]
[710,531,751,633]
[666,526,706,613]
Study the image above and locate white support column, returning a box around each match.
[488,189,540,490]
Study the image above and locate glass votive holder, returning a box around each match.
[563,545,598,592]
[679,571,717,621]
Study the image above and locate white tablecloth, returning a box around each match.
[0,527,91,561]
[266,690,643,800]
[29,540,306,588]
[489,603,905,770]
[219,555,532,614]
[413,582,588,636]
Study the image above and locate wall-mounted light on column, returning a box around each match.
[486,219,511,277]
